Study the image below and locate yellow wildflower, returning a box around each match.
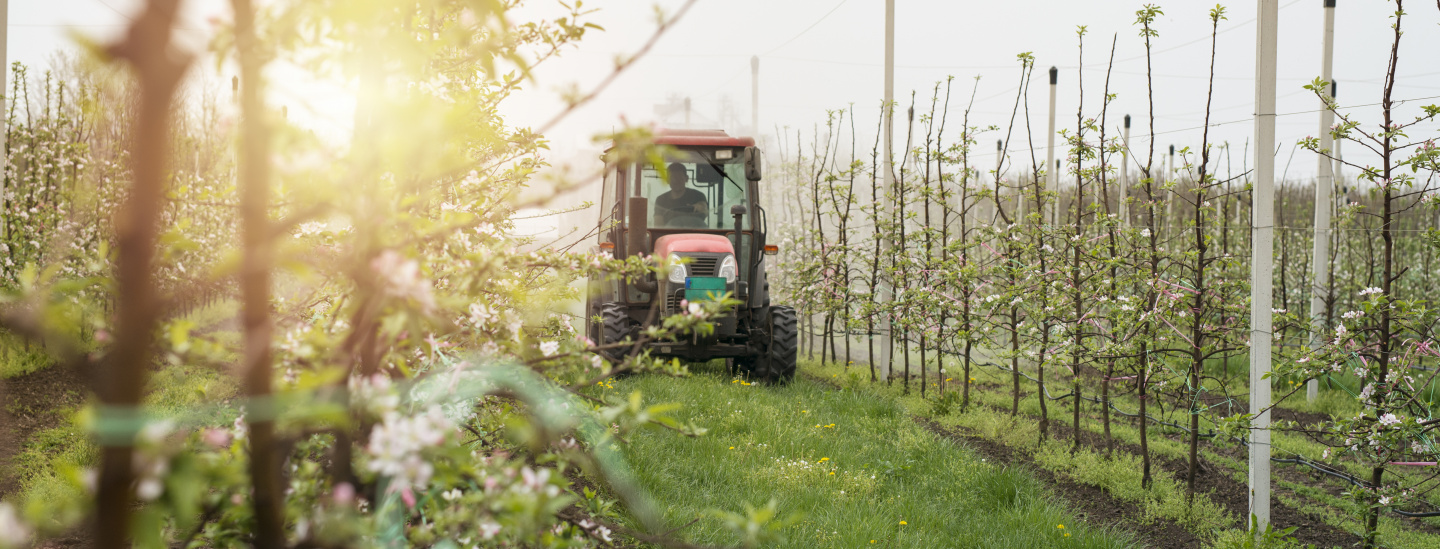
[899,520,907,525]
[1057,524,1064,529]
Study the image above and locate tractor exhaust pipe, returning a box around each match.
[730,204,747,253]
[628,195,657,293]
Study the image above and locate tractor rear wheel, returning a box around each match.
[599,303,632,364]
[766,305,798,383]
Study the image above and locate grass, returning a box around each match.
[0,332,51,379]
[806,344,1440,548]
[2,299,241,520]
[810,360,1236,539]
[611,362,1138,549]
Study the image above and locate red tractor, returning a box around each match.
[587,129,798,382]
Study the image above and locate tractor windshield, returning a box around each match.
[640,151,749,230]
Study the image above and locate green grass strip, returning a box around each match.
[613,364,1138,548]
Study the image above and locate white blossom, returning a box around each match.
[365,406,452,492]
[371,250,436,312]
[0,503,31,549]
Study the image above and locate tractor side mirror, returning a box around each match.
[744,146,763,181]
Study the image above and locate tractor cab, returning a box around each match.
[588,129,797,382]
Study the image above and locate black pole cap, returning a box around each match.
[1325,0,1336,8]
[997,139,1003,150]
[1124,114,1131,128]
[1331,80,1337,98]
[1049,66,1058,85]
[1169,144,1175,155]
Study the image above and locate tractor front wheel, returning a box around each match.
[599,303,632,365]
[766,305,798,383]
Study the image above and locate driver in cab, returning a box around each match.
[654,162,708,227]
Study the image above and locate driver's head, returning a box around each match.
[666,162,689,191]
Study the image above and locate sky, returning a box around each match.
[9,0,1440,187]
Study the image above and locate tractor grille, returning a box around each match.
[666,253,724,314]
[685,255,719,277]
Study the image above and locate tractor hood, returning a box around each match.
[653,234,734,258]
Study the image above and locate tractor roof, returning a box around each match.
[651,129,755,148]
[601,129,754,160]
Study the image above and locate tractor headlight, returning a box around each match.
[718,254,738,283]
[667,254,687,284]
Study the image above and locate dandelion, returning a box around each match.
[899,520,908,525]
[729,446,735,450]
[819,457,830,462]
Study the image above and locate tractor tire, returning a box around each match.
[599,303,632,365]
[766,305,798,383]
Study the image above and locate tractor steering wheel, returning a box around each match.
[668,212,708,228]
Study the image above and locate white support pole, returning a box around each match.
[1046,67,1058,225]
[1121,114,1131,226]
[1307,0,1337,403]
[1333,82,1343,203]
[750,56,759,136]
[996,139,1004,222]
[877,0,894,380]
[0,0,7,116]
[1166,145,1176,227]
[1250,0,1279,531]
[0,0,7,244]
